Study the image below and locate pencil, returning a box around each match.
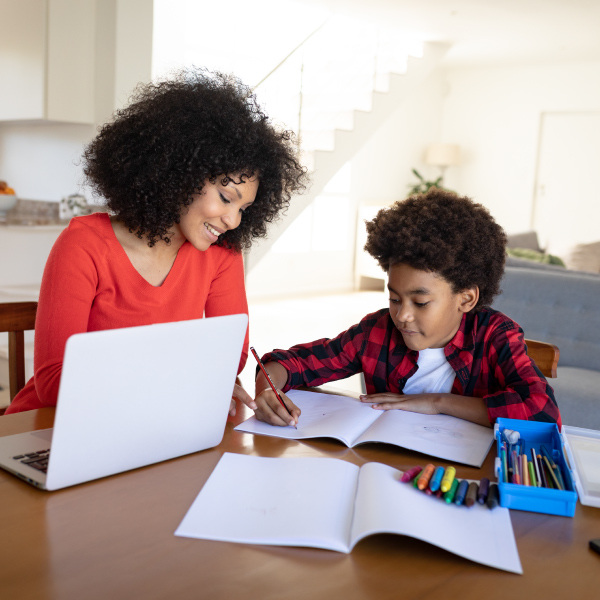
[531,448,542,487]
[250,346,297,427]
[521,454,529,486]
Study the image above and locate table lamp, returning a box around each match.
[425,143,461,183]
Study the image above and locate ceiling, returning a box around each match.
[298,0,600,66]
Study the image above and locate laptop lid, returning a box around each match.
[0,314,247,490]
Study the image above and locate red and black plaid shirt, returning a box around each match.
[262,307,561,426]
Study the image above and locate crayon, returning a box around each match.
[465,482,479,507]
[417,463,436,490]
[486,483,500,509]
[477,478,490,504]
[444,478,459,503]
[454,480,469,505]
[440,466,456,493]
[528,461,537,487]
[401,466,423,483]
[429,466,445,492]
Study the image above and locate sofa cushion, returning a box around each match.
[506,230,542,252]
[507,248,565,267]
[493,267,600,371]
[505,255,567,272]
[563,241,600,274]
[551,367,600,430]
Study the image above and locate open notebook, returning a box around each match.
[0,314,247,490]
[175,453,522,574]
[235,389,494,466]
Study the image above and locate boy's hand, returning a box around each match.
[254,388,301,427]
[360,392,492,427]
[359,392,439,415]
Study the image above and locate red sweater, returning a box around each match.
[6,213,249,414]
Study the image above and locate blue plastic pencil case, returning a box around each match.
[493,418,577,517]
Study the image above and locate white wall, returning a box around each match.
[3,2,600,291]
[0,0,153,203]
[350,70,446,205]
[440,60,600,236]
[245,70,446,299]
[0,123,95,201]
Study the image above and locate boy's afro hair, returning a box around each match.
[364,188,507,309]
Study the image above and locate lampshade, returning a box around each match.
[425,143,461,167]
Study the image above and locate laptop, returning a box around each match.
[0,313,248,490]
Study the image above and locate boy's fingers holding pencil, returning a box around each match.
[254,389,300,427]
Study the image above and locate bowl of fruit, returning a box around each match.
[0,180,17,217]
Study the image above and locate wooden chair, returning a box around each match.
[524,338,559,378]
[0,301,38,411]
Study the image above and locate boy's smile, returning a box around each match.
[387,263,477,352]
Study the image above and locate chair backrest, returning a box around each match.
[0,301,38,403]
[524,338,559,378]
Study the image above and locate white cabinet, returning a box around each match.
[0,0,95,123]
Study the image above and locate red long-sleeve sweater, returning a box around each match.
[6,213,248,414]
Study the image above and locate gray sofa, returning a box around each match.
[492,265,600,430]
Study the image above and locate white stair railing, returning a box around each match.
[245,17,447,274]
[253,16,423,157]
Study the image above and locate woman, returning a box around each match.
[6,68,306,415]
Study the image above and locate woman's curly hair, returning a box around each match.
[364,188,507,309]
[83,68,307,250]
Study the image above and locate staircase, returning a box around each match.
[245,17,449,273]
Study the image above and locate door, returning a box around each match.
[533,112,600,256]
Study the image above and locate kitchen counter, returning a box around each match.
[1,199,66,227]
[0,198,107,227]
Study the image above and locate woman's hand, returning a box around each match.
[254,388,300,427]
[229,378,258,416]
[360,392,439,414]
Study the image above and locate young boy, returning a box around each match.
[254,188,561,428]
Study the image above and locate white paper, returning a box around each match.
[235,389,494,467]
[562,425,600,506]
[175,453,522,574]
[355,409,494,467]
[351,462,522,573]
[175,453,359,552]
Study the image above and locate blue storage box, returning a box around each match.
[493,418,577,517]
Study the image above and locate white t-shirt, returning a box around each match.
[402,347,455,394]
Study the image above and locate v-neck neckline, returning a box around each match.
[104,215,189,289]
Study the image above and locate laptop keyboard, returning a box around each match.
[12,449,50,474]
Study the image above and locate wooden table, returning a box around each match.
[1,406,599,600]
